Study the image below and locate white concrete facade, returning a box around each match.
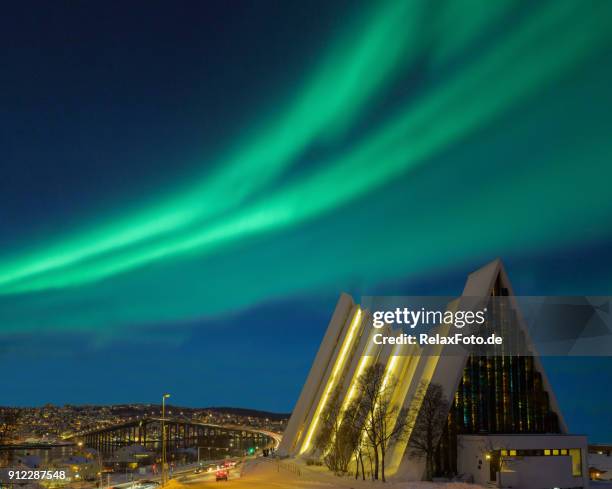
[458,434,588,489]
[280,259,587,489]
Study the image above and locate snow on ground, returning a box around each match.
[163,479,188,489]
[591,453,612,482]
[591,483,612,489]
[183,455,612,489]
[237,458,487,489]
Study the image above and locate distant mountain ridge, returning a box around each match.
[203,406,290,421]
[0,404,291,421]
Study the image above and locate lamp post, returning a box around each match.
[161,394,171,486]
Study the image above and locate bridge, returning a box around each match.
[72,417,275,457]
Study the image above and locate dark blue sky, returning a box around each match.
[1,1,611,443]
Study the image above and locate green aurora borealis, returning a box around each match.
[1,0,612,336]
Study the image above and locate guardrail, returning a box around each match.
[275,460,302,477]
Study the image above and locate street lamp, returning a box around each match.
[161,394,171,486]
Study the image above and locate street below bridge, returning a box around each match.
[173,458,377,489]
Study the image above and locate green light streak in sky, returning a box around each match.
[0,1,419,290]
[1,0,612,311]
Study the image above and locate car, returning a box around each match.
[215,469,228,482]
[194,467,203,474]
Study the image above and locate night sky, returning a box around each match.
[1,1,611,442]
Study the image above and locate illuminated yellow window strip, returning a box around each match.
[381,351,400,390]
[355,347,404,453]
[341,333,378,411]
[375,351,416,476]
[299,308,362,454]
[322,355,371,458]
[386,342,446,476]
[344,357,370,406]
[382,347,416,419]
[322,334,379,458]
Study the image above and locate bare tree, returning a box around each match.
[482,439,512,484]
[354,363,384,480]
[353,363,409,482]
[342,400,366,480]
[406,381,449,480]
[314,387,354,474]
[374,392,409,482]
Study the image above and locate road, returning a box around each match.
[105,457,365,489]
[179,459,344,489]
[186,470,309,488]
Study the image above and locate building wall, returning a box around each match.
[458,434,588,489]
[589,453,612,481]
[277,293,354,456]
[280,259,586,486]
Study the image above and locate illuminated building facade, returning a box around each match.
[279,259,589,489]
